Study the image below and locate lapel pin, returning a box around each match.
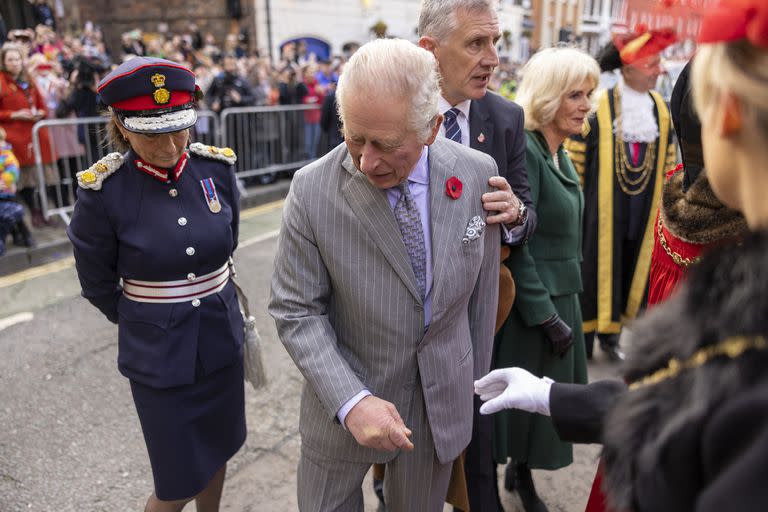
[477,133,486,143]
[446,176,463,199]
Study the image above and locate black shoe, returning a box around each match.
[515,463,549,512]
[504,461,517,492]
[599,334,624,363]
[602,345,625,362]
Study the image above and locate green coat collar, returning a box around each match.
[526,130,580,188]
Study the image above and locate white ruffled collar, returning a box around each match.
[614,77,659,143]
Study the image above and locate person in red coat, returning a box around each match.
[0,42,57,226]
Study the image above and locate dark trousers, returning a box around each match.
[461,395,503,511]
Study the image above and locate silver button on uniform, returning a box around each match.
[178,217,187,226]
[169,188,178,197]
[191,299,201,307]
[187,273,196,281]
[186,247,195,256]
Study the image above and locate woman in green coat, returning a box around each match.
[493,47,600,511]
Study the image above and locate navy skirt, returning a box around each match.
[130,359,246,501]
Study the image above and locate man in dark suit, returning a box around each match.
[418,0,536,510]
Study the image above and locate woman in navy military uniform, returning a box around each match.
[67,57,245,511]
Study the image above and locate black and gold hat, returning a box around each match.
[97,57,201,134]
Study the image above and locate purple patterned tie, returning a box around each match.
[394,181,427,299]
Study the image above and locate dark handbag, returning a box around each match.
[230,260,267,390]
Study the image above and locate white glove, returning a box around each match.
[474,367,554,416]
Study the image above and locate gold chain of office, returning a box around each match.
[613,87,656,196]
[657,216,703,267]
[628,336,768,391]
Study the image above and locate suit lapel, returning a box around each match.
[428,139,463,312]
[340,151,424,303]
[469,97,495,155]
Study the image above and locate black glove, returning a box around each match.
[540,314,573,358]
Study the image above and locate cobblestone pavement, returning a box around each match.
[0,201,620,511]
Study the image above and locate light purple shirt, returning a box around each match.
[337,146,433,428]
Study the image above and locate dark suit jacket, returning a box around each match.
[469,91,536,242]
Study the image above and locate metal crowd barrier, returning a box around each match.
[32,111,219,223]
[218,104,322,181]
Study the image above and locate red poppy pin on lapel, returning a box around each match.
[446,176,463,199]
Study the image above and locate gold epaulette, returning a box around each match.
[77,153,124,190]
[189,142,237,165]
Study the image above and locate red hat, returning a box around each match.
[97,57,200,134]
[613,25,678,65]
[698,0,768,48]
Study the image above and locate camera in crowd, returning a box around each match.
[69,54,110,88]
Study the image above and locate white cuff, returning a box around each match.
[539,377,554,416]
[502,218,527,246]
[337,389,372,429]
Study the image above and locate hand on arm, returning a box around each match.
[344,396,414,452]
[483,176,523,226]
[475,368,553,416]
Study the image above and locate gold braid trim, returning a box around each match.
[628,336,768,391]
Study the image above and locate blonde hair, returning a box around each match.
[336,38,440,140]
[515,46,600,131]
[692,39,768,137]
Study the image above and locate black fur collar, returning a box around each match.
[661,169,747,245]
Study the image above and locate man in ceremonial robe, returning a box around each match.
[565,27,678,362]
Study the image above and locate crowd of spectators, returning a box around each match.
[0,7,528,255]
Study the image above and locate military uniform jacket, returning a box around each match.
[67,149,243,388]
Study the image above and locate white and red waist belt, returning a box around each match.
[122,262,230,303]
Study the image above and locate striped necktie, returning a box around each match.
[443,107,462,143]
[393,181,427,299]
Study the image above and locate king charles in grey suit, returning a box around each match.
[269,39,500,511]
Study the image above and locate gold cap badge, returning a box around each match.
[151,73,171,105]
[153,88,171,105]
[151,73,166,87]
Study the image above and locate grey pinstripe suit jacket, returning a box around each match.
[268,137,500,465]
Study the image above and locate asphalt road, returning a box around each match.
[0,200,620,512]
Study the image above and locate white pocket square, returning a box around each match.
[463,215,486,244]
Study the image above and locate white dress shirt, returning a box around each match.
[438,97,471,147]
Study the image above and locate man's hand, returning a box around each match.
[345,396,414,452]
[483,176,521,225]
